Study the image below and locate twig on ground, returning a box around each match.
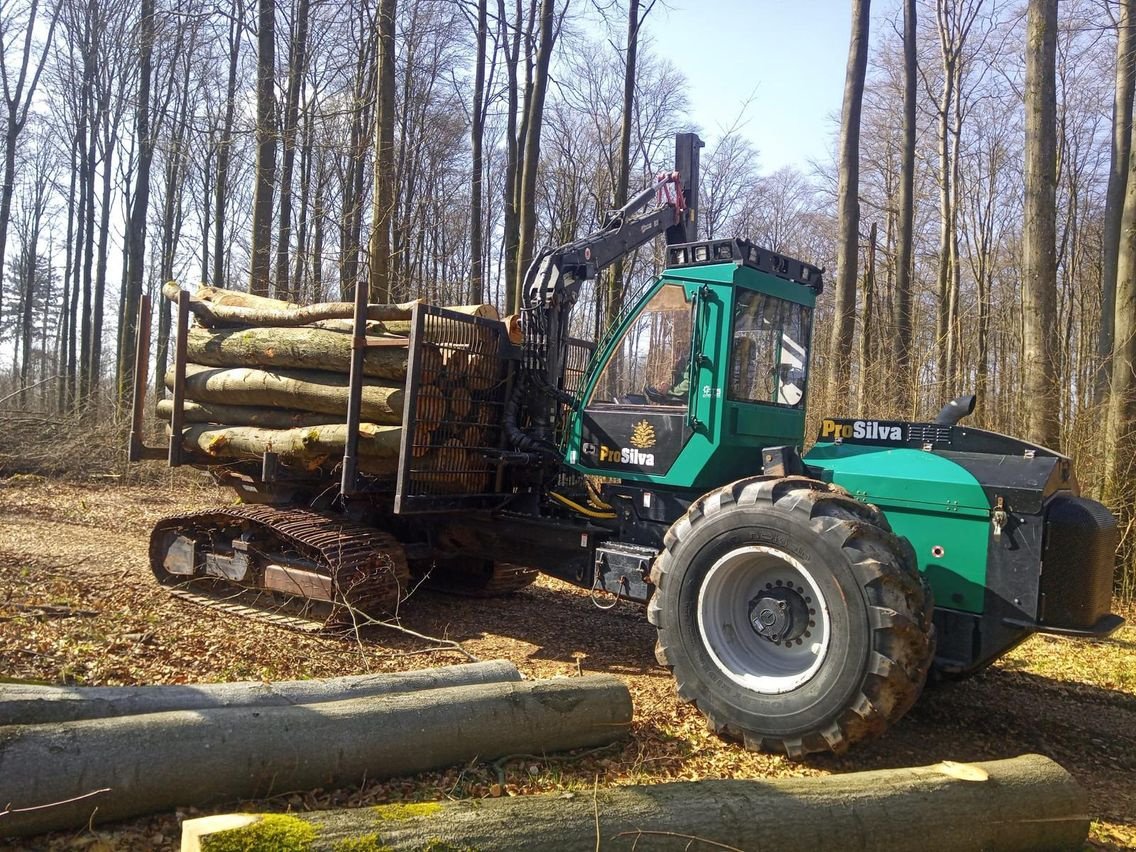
[492,742,622,785]
[612,830,743,851]
[0,787,111,820]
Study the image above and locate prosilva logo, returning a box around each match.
[821,419,905,442]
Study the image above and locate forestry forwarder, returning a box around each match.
[132,132,1124,756]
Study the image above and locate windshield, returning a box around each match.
[589,283,692,408]
[730,289,811,408]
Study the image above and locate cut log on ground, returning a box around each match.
[0,676,631,837]
[0,661,521,725]
[181,754,1087,852]
[168,364,406,424]
[185,326,438,382]
[162,282,420,328]
[175,423,402,472]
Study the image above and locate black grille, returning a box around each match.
[395,305,509,514]
[907,423,953,445]
[1040,495,1117,630]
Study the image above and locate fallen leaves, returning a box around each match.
[0,479,1134,851]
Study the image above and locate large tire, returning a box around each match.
[648,476,934,757]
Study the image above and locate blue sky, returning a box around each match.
[649,0,875,172]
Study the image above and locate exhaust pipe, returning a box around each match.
[933,394,976,426]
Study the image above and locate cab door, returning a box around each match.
[570,281,702,480]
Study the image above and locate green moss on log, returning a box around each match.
[200,814,319,852]
[373,803,443,821]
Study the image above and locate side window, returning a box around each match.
[589,284,692,408]
[730,290,810,408]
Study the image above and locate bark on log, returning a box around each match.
[381,303,499,336]
[168,364,405,424]
[190,285,300,311]
[0,661,521,726]
[157,399,346,430]
[185,325,436,382]
[176,423,401,471]
[308,318,389,335]
[162,282,420,328]
[181,754,1088,852]
[0,676,632,837]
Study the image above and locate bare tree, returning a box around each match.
[1099,0,1135,403]
[1021,0,1060,448]
[514,0,559,308]
[368,0,396,300]
[468,0,488,303]
[825,0,871,409]
[893,0,917,415]
[275,0,313,301]
[0,0,59,327]
[116,0,154,408]
[248,0,275,295]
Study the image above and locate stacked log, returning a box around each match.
[158,284,504,481]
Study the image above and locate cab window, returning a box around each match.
[730,290,810,408]
[589,283,692,408]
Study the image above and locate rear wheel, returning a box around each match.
[648,476,934,757]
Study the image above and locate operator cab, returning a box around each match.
[566,238,823,491]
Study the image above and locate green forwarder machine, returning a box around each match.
[136,133,1124,756]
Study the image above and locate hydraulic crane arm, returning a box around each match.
[523,133,703,312]
[508,132,703,456]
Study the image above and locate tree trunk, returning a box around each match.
[274,0,311,301]
[824,0,870,410]
[514,0,557,308]
[894,0,917,416]
[469,0,488,303]
[0,661,521,726]
[0,676,633,837]
[183,754,1087,852]
[369,0,398,300]
[500,0,521,313]
[1104,47,1136,508]
[184,325,426,381]
[168,363,406,424]
[1021,0,1061,449]
[857,221,877,411]
[116,0,155,410]
[1099,0,1136,404]
[213,0,242,287]
[606,0,642,327]
[249,0,276,296]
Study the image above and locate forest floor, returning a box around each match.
[0,475,1134,851]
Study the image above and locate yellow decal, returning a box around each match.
[821,419,905,442]
[629,419,657,449]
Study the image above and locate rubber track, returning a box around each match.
[150,505,410,628]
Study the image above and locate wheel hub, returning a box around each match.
[748,586,809,644]
[696,545,831,694]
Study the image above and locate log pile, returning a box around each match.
[0,665,633,837]
[158,284,506,483]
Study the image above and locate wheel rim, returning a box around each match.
[697,545,832,694]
